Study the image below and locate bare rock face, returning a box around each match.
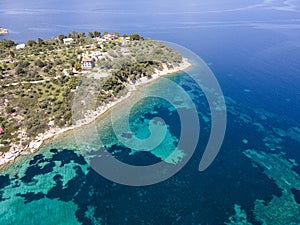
[4,152,14,160]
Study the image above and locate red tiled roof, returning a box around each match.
[82,58,92,62]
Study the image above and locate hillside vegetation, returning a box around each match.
[0,31,183,153]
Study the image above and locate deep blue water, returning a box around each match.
[1,0,300,224]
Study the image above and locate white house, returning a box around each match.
[63,38,74,45]
[81,58,94,70]
[90,50,102,57]
[103,33,119,41]
[16,43,25,50]
[0,59,14,64]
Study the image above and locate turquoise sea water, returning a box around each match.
[1,0,300,224]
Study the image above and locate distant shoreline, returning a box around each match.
[0,58,191,169]
[0,27,9,35]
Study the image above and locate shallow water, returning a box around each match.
[1,0,300,224]
[1,59,299,223]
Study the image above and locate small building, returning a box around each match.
[0,59,14,64]
[90,50,102,57]
[0,128,3,134]
[93,37,103,42]
[16,43,25,50]
[81,58,94,70]
[103,33,119,41]
[63,38,74,45]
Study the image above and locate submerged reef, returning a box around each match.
[243,150,300,191]
[243,149,300,224]
[225,204,252,225]
[254,191,300,225]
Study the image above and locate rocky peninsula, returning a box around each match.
[0,31,191,167]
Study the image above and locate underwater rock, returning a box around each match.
[263,135,283,151]
[254,191,300,225]
[242,139,249,144]
[243,149,300,190]
[225,204,252,225]
[287,127,300,142]
[243,149,300,224]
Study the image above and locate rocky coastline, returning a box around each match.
[0,59,191,168]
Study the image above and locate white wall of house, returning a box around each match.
[16,43,25,50]
[63,38,74,45]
